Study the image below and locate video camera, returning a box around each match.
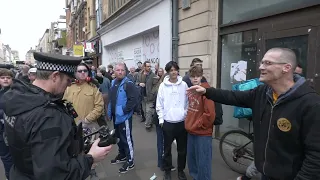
[82,124,119,154]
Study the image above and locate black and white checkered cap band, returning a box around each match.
[36,61,77,73]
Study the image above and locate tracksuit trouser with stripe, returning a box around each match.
[114,117,134,162]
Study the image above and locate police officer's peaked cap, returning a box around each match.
[33,52,82,76]
[0,64,14,69]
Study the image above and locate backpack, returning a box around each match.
[122,79,141,112]
[214,102,223,125]
[232,78,262,118]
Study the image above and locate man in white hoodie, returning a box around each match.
[156,61,188,180]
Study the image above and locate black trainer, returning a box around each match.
[163,171,171,180]
[178,171,187,180]
[119,161,135,173]
[89,169,100,180]
[110,154,126,164]
[160,166,176,172]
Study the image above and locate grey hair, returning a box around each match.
[98,65,106,71]
[36,70,54,80]
[267,48,297,70]
[115,62,126,70]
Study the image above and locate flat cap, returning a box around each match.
[33,52,82,76]
[0,64,14,69]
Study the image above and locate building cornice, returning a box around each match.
[87,34,100,42]
[97,0,163,36]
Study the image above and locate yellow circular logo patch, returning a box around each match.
[277,118,291,132]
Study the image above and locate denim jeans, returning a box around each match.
[155,124,164,168]
[187,134,212,180]
[0,130,13,179]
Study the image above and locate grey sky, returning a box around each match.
[0,0,65,60]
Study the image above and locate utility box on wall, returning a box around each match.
[182,0,191,10]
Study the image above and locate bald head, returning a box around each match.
[266,48,297,71]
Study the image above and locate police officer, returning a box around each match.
[2,52,112,180]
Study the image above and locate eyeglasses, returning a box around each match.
[260,60,288,66]
[77,69,88,73]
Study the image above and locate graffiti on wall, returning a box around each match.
[105,30,160,69]
[106,47,118,66]
[142,30,159,68]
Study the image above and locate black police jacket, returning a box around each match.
[2,79,93,180]
[204,76,320,180]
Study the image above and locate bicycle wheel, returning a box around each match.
[219,130,254,174]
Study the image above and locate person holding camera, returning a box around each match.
[2,52,112,180]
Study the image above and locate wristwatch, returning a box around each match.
[85,154,94,166]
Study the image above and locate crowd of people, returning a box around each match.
[0,47,319,180]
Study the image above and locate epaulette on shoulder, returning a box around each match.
[89,82,98,88]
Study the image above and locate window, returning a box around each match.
[222,0,320,24]
[220,30,258,134]
[108,0,130,16]
[265,35,308,77]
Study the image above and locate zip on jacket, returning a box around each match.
[108,77,135,124]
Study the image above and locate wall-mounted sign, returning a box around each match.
[73,44,84,57]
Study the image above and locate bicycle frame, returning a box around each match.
[233,119,254,161]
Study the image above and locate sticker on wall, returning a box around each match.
[134,47,142,64]
[230,60,247,83]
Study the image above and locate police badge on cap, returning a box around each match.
[33,52,82,77]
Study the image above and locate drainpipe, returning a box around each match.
[172,0,179,63]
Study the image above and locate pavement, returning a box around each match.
[0,114,248,180]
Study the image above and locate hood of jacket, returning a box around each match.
[163,75,183,86]
[2,79,60,116]
[266,74,315,104]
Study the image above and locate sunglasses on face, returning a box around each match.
[77,69,88,73]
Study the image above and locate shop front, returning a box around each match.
[98,0,172,70]
[217,0,320,136]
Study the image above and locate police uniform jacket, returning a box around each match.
[204,75,320,180]
[2,80,93,180]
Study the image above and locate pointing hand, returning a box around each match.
[187,85,206,94]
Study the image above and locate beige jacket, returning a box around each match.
[63,82,104,123]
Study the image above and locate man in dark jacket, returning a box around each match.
[2,52,112,180]
[188,48,320,180]
[136,61,157,130]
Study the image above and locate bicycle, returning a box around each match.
[219,118,254,174]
